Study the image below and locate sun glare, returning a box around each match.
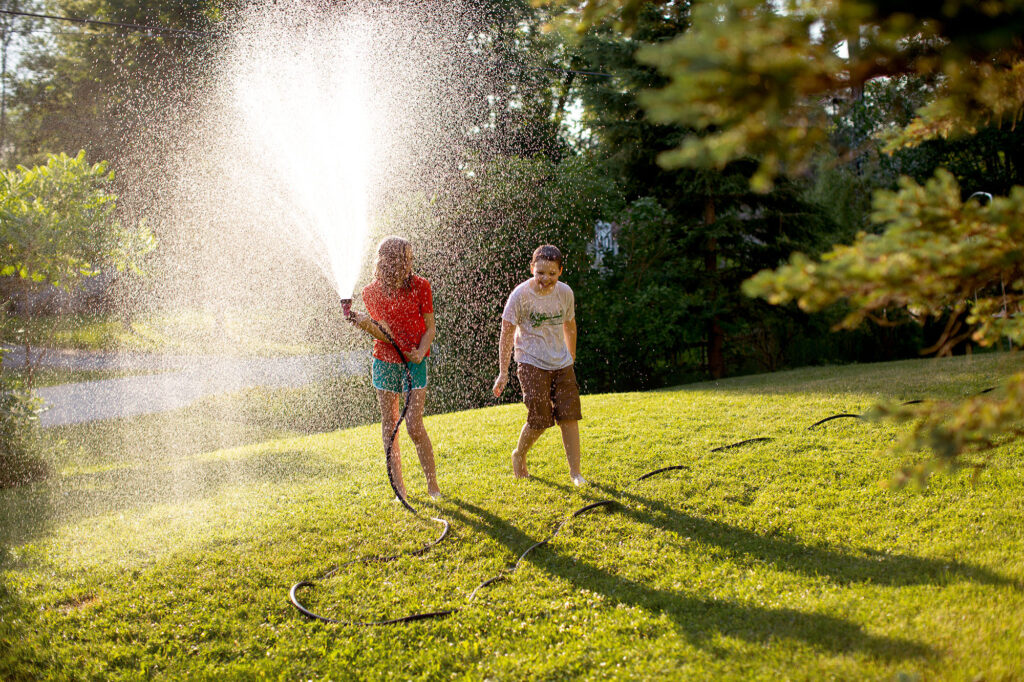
[231,16,374,299]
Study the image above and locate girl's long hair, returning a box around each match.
[373,236,412,292]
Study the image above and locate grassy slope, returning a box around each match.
[2,353,1023,680]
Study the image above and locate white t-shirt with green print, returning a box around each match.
[502,280,575,371]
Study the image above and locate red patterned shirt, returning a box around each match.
[362,275,434,363]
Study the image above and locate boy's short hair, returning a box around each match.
[531,245,563,268]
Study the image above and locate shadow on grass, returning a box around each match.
[0,450,336,552]
[444,496,932,661]
[590,481,1021,591]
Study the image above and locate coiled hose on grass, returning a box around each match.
[288,345,998,625]
[289,317,452,624]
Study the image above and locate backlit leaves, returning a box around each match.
[0,151,156,291]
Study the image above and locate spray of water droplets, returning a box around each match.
[7,1,513,546]
[128,1,496,313]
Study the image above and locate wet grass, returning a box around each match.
[2,353,1024,680]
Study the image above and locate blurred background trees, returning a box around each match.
[2,0,1023,478]
[544,0,1024,479]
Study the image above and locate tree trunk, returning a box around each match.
[705,197,725,379]
[1,23,8,164]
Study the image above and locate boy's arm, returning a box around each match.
[493,319,516,397]
[563,319,577,362]
[406,313,435,364]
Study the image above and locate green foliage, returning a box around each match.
[745,171,1024,350]
[0,348,46,488]
[746,171,1024,475]
[0,150,155,289]
[2,354,1024,678]
[549,0,1024,482]
[11,0,221,164]
[566,0,1024,190]
[423,146,876,394]
[638,0,843,191]
[563,5,862,381]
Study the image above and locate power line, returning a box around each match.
[0,8,217,38]
[1,27,171,37]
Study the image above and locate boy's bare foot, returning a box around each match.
[511,450,529,478]
[428,486,442,499]
[571,473,587,487]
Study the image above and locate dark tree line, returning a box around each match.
[5,0,1024,403]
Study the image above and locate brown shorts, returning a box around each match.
[516,362,583,429]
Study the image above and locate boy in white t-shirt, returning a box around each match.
[492,245,585,486]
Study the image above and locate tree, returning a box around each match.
[550,0,1024,483]
[560,2,845,379]
[0,345,44,487]
[0,150,155,384]
[11,0,221,165]
[0,1,43,165]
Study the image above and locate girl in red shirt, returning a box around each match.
[349,236,440,499]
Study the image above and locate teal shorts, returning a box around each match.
[372,357,428,393]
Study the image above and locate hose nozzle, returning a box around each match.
[340,298,354,320]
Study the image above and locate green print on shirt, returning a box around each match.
[528,310,565,327]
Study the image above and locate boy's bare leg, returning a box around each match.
[378,390,406,498]
[558,420,584,484]
[513,424,545,478]
[405,388,440,497]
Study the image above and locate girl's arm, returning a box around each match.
[406,313,435,364]
[563,319,577,362]
[492,319,516,397]
[350,311,391,342]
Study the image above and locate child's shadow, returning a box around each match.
[444,496,932,660]
[589,480,1022,590]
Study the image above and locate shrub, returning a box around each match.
[0,352,47,488]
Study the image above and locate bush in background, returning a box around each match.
[0,349,47,488]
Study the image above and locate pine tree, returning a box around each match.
[548,0,1024,482]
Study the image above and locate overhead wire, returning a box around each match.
[0,7,217,38]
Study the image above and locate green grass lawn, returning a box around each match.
[2,353,1023,680]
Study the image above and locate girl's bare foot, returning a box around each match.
[427,479,442,499]
[571,473,587,487]
[511,450,529,478]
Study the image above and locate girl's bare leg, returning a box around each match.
[378,389,406,498]
[404,388,440,497]
[512,424,545,478]
[558,420,584,485]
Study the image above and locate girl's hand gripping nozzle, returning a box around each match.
[340,298,355,321]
